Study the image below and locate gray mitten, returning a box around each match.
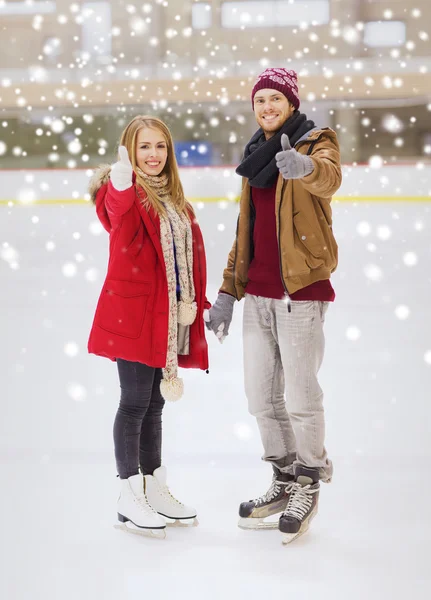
[275,133,314,180]
[204,292,235,344]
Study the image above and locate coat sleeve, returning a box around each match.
[189,208,212,310]
[219,238,238,298]
[300,134,342,199]
[105,180,136,218]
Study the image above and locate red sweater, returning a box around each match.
[245,183,335,301]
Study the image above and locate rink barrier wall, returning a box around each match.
[0,164,430,204]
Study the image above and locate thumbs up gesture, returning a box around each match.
[110,145,133,191]
[275,133,314,180]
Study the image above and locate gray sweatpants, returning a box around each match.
[243,294,333,482]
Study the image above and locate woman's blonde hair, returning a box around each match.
[119,115,188,217]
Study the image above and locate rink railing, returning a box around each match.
[0,164,430,204]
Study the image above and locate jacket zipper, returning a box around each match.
[277,179,291,313]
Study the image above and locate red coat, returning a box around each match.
[88,176,209,371]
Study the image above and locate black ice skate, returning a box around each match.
[238,467,294,530]
[279,465,320,544]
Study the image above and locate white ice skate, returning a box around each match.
[144,466,198,527]
[114,473,167,539]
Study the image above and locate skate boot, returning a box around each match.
[279,465,320,544]
[115,473,167,539]
[144,466,198,526]
[238,466,294,530]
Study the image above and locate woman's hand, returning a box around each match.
[110,146,133,191]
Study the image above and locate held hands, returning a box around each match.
[110,145,133,191]
[203,292,235,344]
[275,134,314,180]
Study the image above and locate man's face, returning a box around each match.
[253,89,296,139]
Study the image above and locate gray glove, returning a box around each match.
[275,133,314,180]
[204,292,235,344]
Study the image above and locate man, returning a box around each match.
[206,68,341,544]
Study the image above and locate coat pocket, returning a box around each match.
[98,279,151,339]
[293,212,324,258]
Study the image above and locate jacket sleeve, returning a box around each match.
[219,238,238,298]
[300,134,342,199]
[105,180,136,218]
[189,207,212,311]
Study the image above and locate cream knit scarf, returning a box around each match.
[137,170,196,402]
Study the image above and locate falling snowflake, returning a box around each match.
[364,264,383,282]
[346,326,361,341]
[233,423,253,441]
[403,252,418,266]
[89,221,104,236]
[62,262,77,277]
[85,268,100,283]
[50,119,65,133]
[67,139,82,155]
[16,188,37,204]
[376,225,392,241]
[356,221,371,236]
[394,305,410,320]
[67,383,87,402]
[64,342,79,357]
[381,114,403,133]
[368,155,383,169]
[1,243,19,269]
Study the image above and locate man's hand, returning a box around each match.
[110,145,133,191]
[204,293,235,344]
[275,133,314,180]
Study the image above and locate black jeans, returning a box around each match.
[113,359,165,479]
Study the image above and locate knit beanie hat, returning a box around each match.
[251,68,300,110]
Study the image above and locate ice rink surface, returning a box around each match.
[1,198,431,599]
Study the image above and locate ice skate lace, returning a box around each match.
[135,494,158,515]
[255,478,291,507]
[159,485,184,506]
[282,482,318,520]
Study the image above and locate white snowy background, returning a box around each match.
[1,1,431,599]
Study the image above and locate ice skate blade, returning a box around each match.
[280,505,317,544]
[163,516,199,527]
[281,530,305,545]
[238,517,279,530]
[114,522,166,539]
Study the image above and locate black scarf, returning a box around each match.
[236,111,316,188]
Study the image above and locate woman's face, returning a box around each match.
[135,127,168,176]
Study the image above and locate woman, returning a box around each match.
[88,116,210,537]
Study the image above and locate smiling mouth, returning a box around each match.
[262,114,279,122]
[146,162,161,167]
